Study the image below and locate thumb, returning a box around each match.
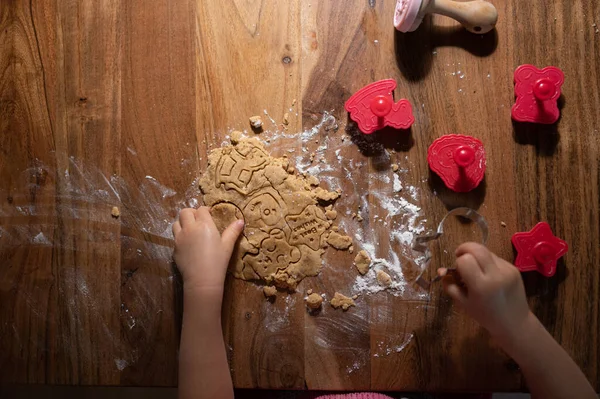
[221,219,245,254]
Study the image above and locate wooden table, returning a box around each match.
[1,0,599,392]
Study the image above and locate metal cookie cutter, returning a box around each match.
[413,207,489,290]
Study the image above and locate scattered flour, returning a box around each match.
[114,359,128,371]
[393,174,402,192]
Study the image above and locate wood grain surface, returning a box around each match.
[1,0,599,392]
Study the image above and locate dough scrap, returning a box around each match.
[263,286,277,297]
[305,293,323,309]
[111,206,120,218]
[313,187,340,204]
[326,231,353,250]
[230,130,244,145]
[325,209,337,220]
[377,270,392,287]
[249,115,263,129]
[330,292,355,311]
[354,250,371,275]
[199,136,342,291]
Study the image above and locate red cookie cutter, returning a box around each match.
[511,222,568,277]
[427,134,486,192]
[511,64,564,124]
[344,79,415,134]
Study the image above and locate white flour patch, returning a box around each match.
[32,232,51,245]
[393,174,402,192]
[114,358,128,371]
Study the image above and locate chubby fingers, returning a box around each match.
[442,275,467,307]
[455,252,483,289]
[179,208,196,227]
[456,242,496,273]
[172,221,182,237]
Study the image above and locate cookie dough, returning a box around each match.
[377,270,392,287]
[263,286,277,297]
[324,206,337,220]
[313,187,340,204]
[200,136,344,290]
[305,293,323,309]
[326,231,353,250]
[111,206,120,218]
[330,292,355,311]
[249,115,263,129]
[230,130,244,145]
[354,250,371,275]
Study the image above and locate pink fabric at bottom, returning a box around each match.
[315,394,395,399]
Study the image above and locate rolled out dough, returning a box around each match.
[200,136,349,291]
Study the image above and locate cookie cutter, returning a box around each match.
[413,207,488,290]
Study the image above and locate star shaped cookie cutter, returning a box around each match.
[412,207,489,290]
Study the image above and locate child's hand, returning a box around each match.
[439,242,531,341]
[172,207,244,295]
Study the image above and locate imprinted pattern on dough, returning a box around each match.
[200,137,348,290]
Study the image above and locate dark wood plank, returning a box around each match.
[119,0,197,386]
[0,0,58,383]
[46,0,123,384]
[195,0,305,389]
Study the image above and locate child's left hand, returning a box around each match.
[172,207,244,295]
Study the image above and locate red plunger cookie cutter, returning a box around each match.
[512,65,564,124]
[427,134,486,192]
[344,79,415,135]
[511,222,568,277]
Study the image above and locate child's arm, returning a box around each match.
[440,242,596,399]
[173,207,244,399]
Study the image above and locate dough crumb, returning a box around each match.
[377,270,392,287]
[501,221,507,227]
[325,209,337,220]
[306,289,313,295]
[249,115,263,129]
[313,187,340,204]
[392,163,399,172]
[349,245,354,254]
[306,293,323,309]
[230,130,243,145]
[291,98,297,106]
[307,175,319,186]
[327,231,352,250]
[263,286,277,298]
[283,112,289,125]
[330,292,355,311]
[352,294,359,300]
[354,250,371,275]
[357,214,364,222]
[111,206,120,218]
[351,212,357,219]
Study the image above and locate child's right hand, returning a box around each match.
[439,242,531,342]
